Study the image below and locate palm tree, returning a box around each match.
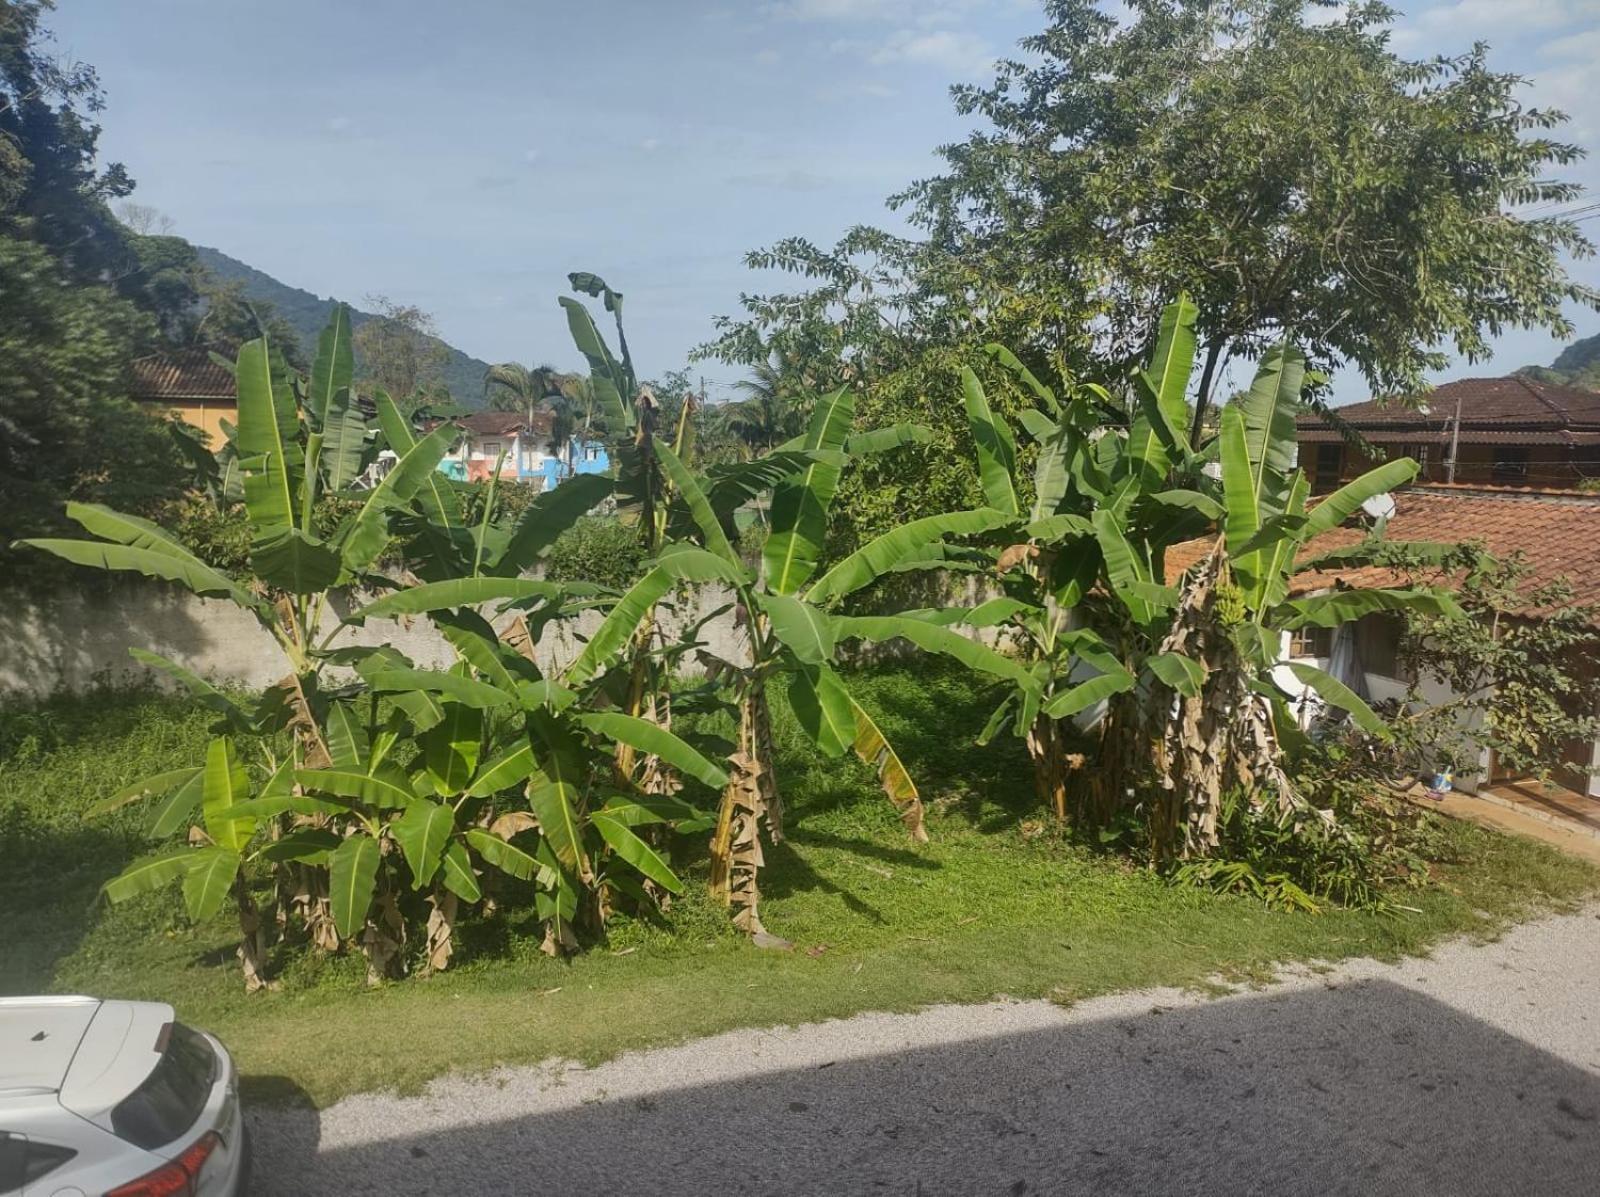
[485,362,590,478]
[716,348,809,458]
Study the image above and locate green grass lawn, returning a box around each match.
[2,663,1594,1108]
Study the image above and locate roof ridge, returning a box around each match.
[1515,375,1570,421]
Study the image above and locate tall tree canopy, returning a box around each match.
[705,0,1598,542]
[0,0,187,560]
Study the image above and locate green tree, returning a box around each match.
[0,0,133,277]
[0,234,183,557]
[354,294,450,411]
[707,0,1597,513]
[1402,550,1600,783]
[906,0,1595,436]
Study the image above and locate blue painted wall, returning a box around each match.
[532,440,610,488]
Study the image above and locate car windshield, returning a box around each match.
[109,1024,216,1151]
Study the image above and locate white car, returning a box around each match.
[1,996,247,1196]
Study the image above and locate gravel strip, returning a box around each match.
[249,905,1600,1195]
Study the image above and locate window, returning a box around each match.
[1358,613,1407,681]
[1492,445,1529,483]
[586,446,599,462]
[0,1134,77,1192]
[1289,626,1333,659]
[111,1023,216,1150]
[1312,443,1342,492]
[480,440,501,459]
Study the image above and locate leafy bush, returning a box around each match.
[543,515,647,591]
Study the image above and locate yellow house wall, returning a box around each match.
[155,399,238,449]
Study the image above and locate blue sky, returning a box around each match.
[52,0,1600,404]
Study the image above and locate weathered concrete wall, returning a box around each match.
[0,579,750,700]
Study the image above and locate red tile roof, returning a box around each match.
[1297,376,1600,447]
[129,350,237,401]
[1164,486,1600,611]
[430,410,556,439]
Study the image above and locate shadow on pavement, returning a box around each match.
[247,978,1600,1196]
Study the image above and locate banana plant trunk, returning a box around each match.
[1150,545,1313,860]
[1026,713,1070,821]
[708,680,775,935]
[233,875,269,993]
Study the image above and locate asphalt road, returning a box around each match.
[248,906,1600,1195]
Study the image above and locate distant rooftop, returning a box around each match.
[129,349,237,402]
[1299,377,1600,446]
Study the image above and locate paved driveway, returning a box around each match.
[249,906,1600,1195]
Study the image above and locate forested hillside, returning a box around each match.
[194,245,492,405]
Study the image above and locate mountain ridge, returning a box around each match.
[194,245,494,406]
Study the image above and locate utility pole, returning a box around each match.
[1445,394,1462,484]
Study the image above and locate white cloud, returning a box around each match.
[868,28,994,76]
[1544,27,1600,58]
[522,148,542,165]
[766,0,993,23]
[765,0,903,20]
[325,115,354,134]
[1410,0,1596,34]
[755,47,782,64]
[640,137,662,152]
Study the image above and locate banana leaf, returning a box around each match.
[655,441,739,566]
[181,847,241,922]
[494,473,615,575]
[576,711,729,789]
[1135,293,1198,458]
[757,592,836,664]
[832,615,1039,690]
[337,424,456,574]
[764,386,857,594]
[960,367,1019,516]
[348,578,565,623]
[592,813,684,893]
[982,343,1060,415]
[20,538,264,615]
[787,662,856,757]
[1276,587,1463,629]
[329,834,381,938]
[1302,458,1419,538]
[234,336,301,539]
[1284,661,1389,738]
[565,547,746,683]
[392,799,455,887]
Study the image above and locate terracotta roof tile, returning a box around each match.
[129,350,237,401]
[1163,487,1600,612]
[441,410,556,438]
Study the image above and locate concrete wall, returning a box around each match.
[0,579,750,700]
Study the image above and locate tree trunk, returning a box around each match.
[1187,338,1226,447]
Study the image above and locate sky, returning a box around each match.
[48,0,1600,405]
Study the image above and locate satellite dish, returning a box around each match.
[1361,492,1397,521]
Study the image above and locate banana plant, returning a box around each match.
[17,308,602,983]
[558,272,700,790]
[597,388,1028,937]
[1139,359,1463,858]
[334,559,727,955]
[890,300,1216,820]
